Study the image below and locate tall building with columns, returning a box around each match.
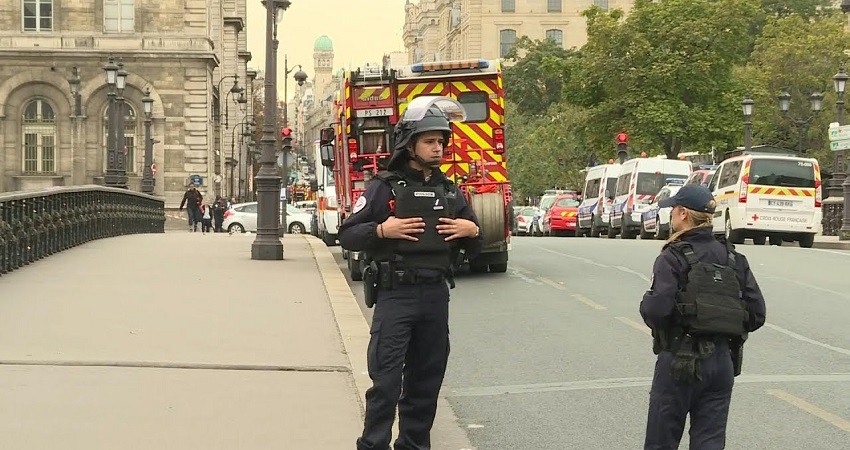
[403,0,635,63]
[0,0,251,207]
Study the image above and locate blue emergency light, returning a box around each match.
[665,177,686,186]
[410,59,490,73]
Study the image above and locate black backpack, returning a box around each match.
[669,241,749,337]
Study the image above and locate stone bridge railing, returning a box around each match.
[0,186,164,276]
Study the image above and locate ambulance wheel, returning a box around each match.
[489,263,508,273]
[725,215,745,244]
[590,218,601,237]
[769,234,782,246]
[348,256,363,281]
[798,233,815,248]
[752,235,766,245]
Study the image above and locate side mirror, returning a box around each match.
[320,143,335,168]
[319,127,335,145]
[309,180,319,191]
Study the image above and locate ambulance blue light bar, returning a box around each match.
[410,59,490,73]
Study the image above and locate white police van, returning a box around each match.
[609,157,692,239]
[709,149,822,247]
[577,164,621,237]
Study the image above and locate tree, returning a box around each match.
[503,37,578,116]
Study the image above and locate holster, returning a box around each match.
[731,337,745,377]
[363,261,379,308]
[378,261,394,290]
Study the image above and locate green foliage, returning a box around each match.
[503,37,578,116]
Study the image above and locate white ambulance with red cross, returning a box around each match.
[709,151,822,247]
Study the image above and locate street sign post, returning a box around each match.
[827,123,850,142]
[829,139,850,152]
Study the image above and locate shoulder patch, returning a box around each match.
[353,196,367,214]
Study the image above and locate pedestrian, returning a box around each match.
[213,197,227,233]
[179,185,203,232]
[338,96,482,450]
[200,202,213,234]
[640,184,766,450]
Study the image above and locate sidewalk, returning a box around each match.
[0,231,362,448]
[812,234,850,250]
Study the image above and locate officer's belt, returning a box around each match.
[392,269,446,285]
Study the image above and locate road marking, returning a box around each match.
[808,248,850,256]
[761,276,850,300]
[615,265,652,283]
[536,246,609,268]
[447,373,850,397]
[767,389,850,433]
[616,316,651,335]
[765,323,850,357]
[572,294,607,310]
[538,276,566,291]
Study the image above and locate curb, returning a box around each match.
[812,241,850,250]
[305,235,371,416]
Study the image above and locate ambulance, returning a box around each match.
[709,150,822,247]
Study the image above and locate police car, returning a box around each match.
[640,180,685,239]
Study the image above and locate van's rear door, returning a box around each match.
[744,158,818,228]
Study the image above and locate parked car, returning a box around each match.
[532,190,575,236]
[640,183,684,240]
[685,166,717,187]
[223,202,313,234]
[542,194,580,236]
[514,207,537,236]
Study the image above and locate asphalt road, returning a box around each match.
[333,236,850,449]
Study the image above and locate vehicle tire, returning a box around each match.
[752,235,766,245]
[289,222,305,234]
[348,256,363,281]
[470,263,488,273]
[590,217,601,237]
[228,223,245,234]
[656,224,668,240]
[607,224,617,239]
[798,233,815,248]
[575,227,584,237]
[322,232,336,246]
[639,221,653,240]
[489,263,508,273]
[725,215,744,244]
[769,234,782,246]
[621,226,636,240]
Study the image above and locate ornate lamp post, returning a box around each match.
[742,94,754,152]
[826,66,850,237]
[252,0,291,261]
[778,90,823,156]
[68,67,84,185]
[141,88,155,194]
[115,60,129,188]
[103,56,120,187]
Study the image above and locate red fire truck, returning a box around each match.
[322,59,511,280]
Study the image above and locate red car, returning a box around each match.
[543,194,580,236]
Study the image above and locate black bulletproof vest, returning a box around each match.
[670,242,748,337]
[375,171,457,270]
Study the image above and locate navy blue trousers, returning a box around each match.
[356,281,450,450]
[645,344,735,450]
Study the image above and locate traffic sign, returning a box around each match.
[829,139,850,152]
[828,124,850,141]
[190,174,202,185]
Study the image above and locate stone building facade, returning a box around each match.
[403,0,635,63]
[0,0,251,207]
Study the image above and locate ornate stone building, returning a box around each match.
[0,0,251,207]
[403,0,635,63]
[296,36,339,166]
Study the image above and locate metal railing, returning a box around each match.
[0,186,164,276]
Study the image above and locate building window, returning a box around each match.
[593,0,609,11]
[104,0,134,33]
[22,0,53,32]
[548,0,562,13]
[103,105,137,174]
[501,0,515,13]
[546,29,563,47]
[499,29,517,58]
[21,99,56,174]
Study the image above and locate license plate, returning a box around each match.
[355,108,393,118]
[767,200,794,207]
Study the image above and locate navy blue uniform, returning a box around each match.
[340,165,481,450]
[640,227,766,450]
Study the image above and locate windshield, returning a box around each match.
[606,178,618,197]
[635,173,688,196]
[555,198,580,207]
[749,159,815,188]
[519,207,536,217]
[538,196,556,210]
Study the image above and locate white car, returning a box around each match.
[640,184,683,240]
[223,202,313,234]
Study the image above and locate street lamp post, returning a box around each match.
[115,60,129,188]
[103,56,120,187]
[742,94,754,152]
[280,60,308,232]
[141,88,155,194]
[68,67,84,185]
[251,0,291,261]
[826,65,850,238]
[778,90,823,156]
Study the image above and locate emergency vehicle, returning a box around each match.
[709,149,821,247]
[311,139,338,246]
[324,59,511,280]
[577,164,621,237]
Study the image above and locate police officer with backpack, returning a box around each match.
[640,184,766,450]
[338,96,482,450]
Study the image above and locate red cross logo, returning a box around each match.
[752,214,759,221]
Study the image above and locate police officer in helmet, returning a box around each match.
[640,184,766,449]
[338,96,483,450]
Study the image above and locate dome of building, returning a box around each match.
[314,35,333,51]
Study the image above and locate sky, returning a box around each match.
[246,0,407,101]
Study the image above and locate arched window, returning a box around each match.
[546,29,564,47]
[500,29,517,58]
[103,104,138,174]
[22,99,56,174]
